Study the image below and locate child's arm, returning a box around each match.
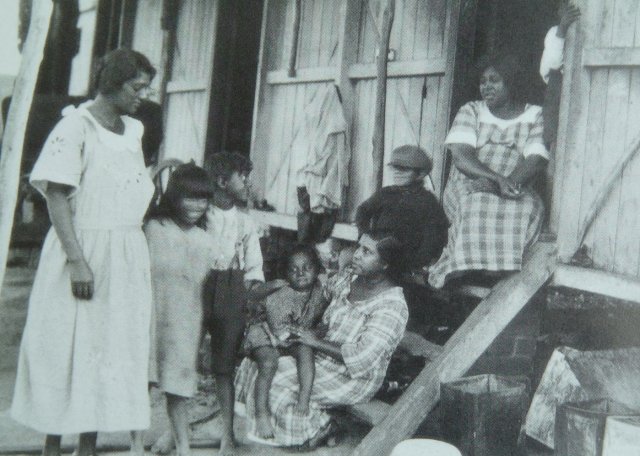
[245,279,287,301]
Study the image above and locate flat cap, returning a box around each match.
[388,145,432,172]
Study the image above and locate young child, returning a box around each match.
[355,145,448,273]
[243,244,327,440]
[204,151,281,455]
[144,163,216,456]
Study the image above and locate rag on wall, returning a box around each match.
[266,84,351,214]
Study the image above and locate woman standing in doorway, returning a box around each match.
[11,49,156,456]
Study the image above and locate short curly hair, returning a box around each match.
[208,151,253,184]
[476,52,526,102]
[94,48,156,95]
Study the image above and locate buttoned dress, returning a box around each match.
[11,103,155,434]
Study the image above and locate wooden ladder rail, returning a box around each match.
[351,241,557,456]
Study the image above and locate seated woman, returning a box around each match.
[235,231,409,448]
[428,52,549,289]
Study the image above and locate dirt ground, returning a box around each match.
[0,263,362,455]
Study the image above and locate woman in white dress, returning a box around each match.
[11,49,156,456]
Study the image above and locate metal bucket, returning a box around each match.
[441,374,530,456]
[555,398,639,456]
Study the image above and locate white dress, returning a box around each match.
[11,103,155,434]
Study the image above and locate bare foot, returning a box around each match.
[255,414,274,439]
[219,435,238,456]
[150,430,174,454]
[130,430,145,456]
[293,401,309,416]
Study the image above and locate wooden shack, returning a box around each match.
[4,0,640,454]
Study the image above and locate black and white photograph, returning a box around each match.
[0,0,639,455]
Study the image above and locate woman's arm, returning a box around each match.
[46,183,94,299]
[509,155,548,186]
[450,144,522,198]
[289,327,344,362]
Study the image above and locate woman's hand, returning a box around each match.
[467,177,498,195]
[68,258,94,300]
[496,176,523,199]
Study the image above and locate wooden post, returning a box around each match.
[287,0,302,78]
[371,0,394,190]
[0,0,53,295]
[352,242,557,456]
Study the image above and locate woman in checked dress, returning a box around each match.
[429,53,549,289]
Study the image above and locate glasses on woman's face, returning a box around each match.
[124,81,156,98]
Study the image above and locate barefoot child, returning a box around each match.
[244,244,328,440]
[204,152,281,455]
[145,163,217,455]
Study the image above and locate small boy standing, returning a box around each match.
[204,152,280,455]
[356,145,448,273]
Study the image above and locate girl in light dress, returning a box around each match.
[145,163,217,456]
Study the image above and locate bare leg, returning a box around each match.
[43,435,61,456]
[77,432,97,456]
[150,430,174,454]
[292,344,314,415]
[130,430,144,456]
[166,393,191,456]
[252,346,279,438]
[214,373,237,456]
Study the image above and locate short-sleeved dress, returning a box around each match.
[243,281,327,352]
[145,218,216,397]
[428,101,548,288]
[11,103,155,434]
[235,274,408,446]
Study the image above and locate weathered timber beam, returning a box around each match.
[287,0,302,77]
[352,242,557,456]
[372,0,395,190]
[0,0,53,296]
[583,47,640,67]
[552,264,640,304]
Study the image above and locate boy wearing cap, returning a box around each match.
[356,145,448,271]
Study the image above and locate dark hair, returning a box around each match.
[362,230,406,282]
[476,52,525,102]
[147,163,213,228]
[94,48,156,95]
[208,151,253,185]
[283,243,323,277]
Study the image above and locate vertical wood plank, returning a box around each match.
[613,1,640,275]
[250,0,276,199]
[592,0,635,270]
[555,0,601,261]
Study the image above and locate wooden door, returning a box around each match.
[161,0,220,164]
[553,0,640,277]
[251,0,461,218]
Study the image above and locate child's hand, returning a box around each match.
[289,326,318,346]
[270,279,289,290]
[557,3,580,38]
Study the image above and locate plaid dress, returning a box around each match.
[235,274,408,446]
[428,101,548,288]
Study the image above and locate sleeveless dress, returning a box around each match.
[11,102,155,434]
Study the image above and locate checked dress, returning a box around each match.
[428,101,548,288]
[235,273,408,446]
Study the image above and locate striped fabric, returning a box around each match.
[235,274,408,446]
[428,101,546,288]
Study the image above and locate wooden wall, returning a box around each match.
[251,0,460,218]
[132,0,220,165]
[131,0,163,104]
[554,0,640,277]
